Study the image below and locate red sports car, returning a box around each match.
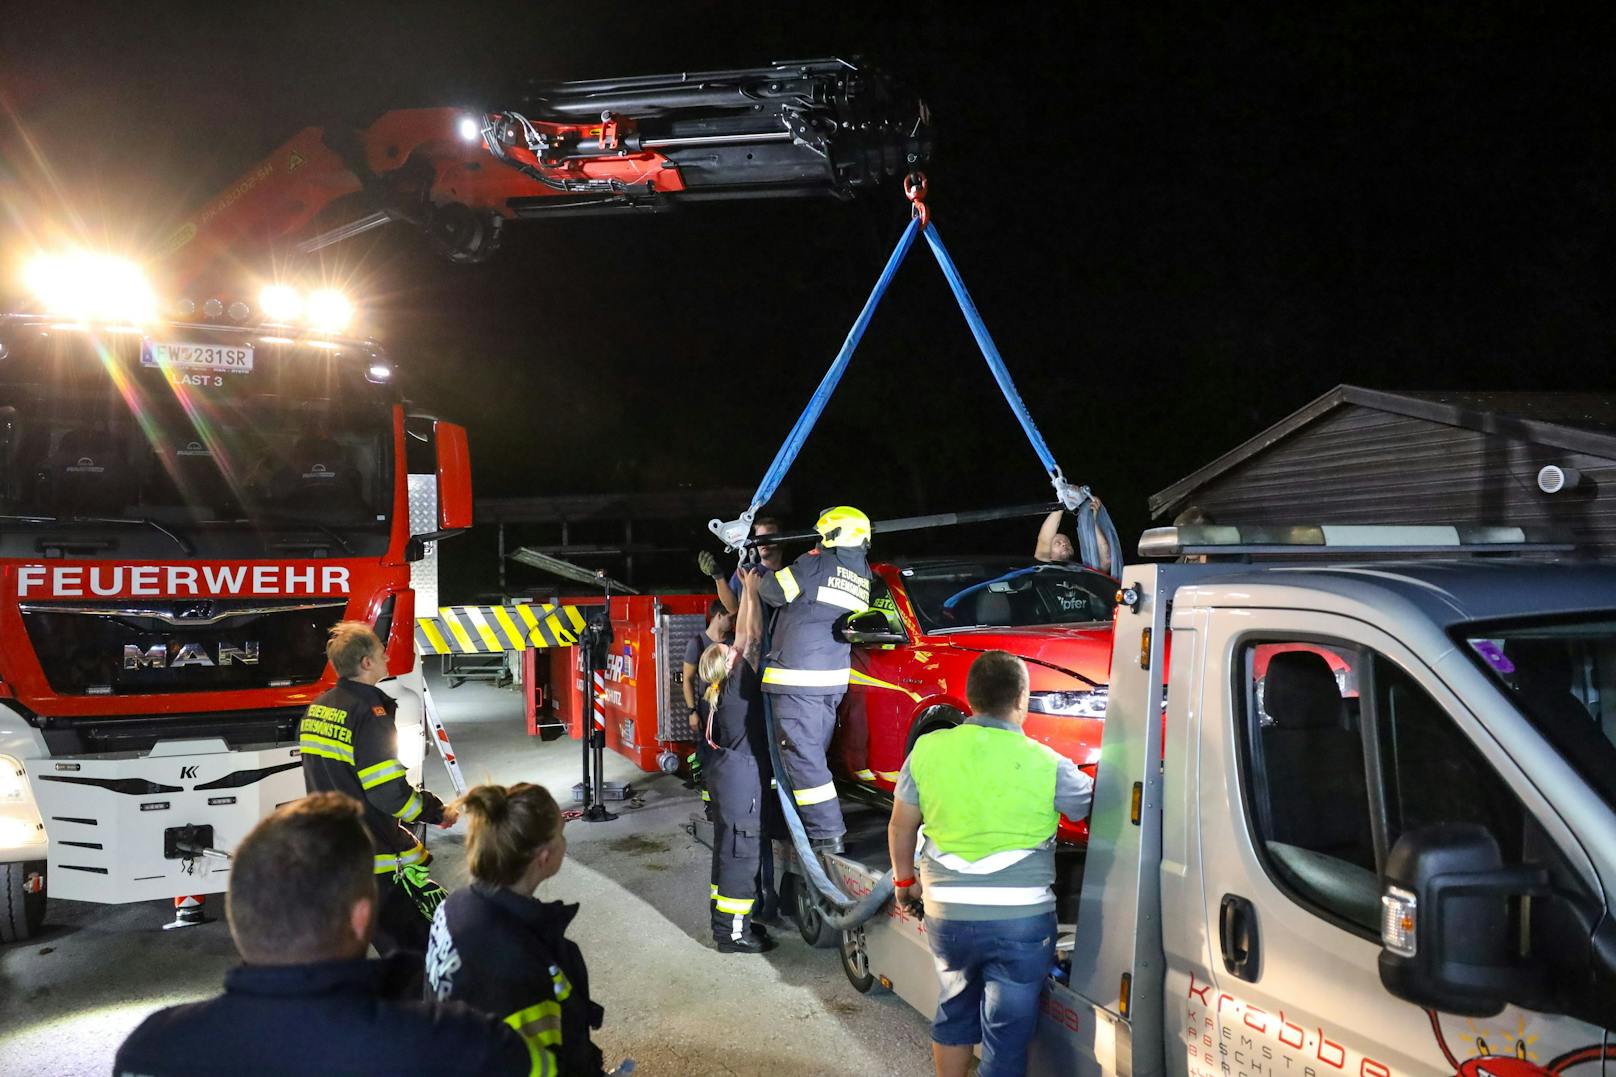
[832,557,1117,844]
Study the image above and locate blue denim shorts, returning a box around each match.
[926,912,1056,1076]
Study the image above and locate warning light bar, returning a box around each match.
[1138,524,1575,560]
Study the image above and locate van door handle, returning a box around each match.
[1219,893,1260,981]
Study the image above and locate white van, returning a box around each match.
[817,526,1616,1075]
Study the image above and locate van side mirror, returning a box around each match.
[434,421,472,531]
[1377,823,1551,1017]
[838,609,905,645]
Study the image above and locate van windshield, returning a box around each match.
[1460,616,1616,814]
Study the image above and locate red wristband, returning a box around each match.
[893,876,916,889]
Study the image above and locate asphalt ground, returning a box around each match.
[0,673,936,1076]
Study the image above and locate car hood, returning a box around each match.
[937,623,1114,684]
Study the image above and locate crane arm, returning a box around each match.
[161,57,930,278]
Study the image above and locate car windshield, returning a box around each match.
[903,559,1116,632]
[1460,615,1616,816]
[0,328,395,556]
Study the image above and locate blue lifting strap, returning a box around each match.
[923,224,1123,577]
[729,213,1123,577]
[746,216,923,516]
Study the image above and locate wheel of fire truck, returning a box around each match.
[838,924,889,994]
[783,871,840,948]
[1,860,47,943]
[904,705,965,755]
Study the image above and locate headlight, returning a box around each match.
[0,755,27,802]
[1029,687,1109,718]
[305,289,354,332]
[0,815,41,848]
[24,252,157,323]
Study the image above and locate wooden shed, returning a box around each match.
[1149,386,1616,558]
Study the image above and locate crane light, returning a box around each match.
[457,116,482,143]
[306,289,354,332]
[23,253,157,324]
[259,284,303,323]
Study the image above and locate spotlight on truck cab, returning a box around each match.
[258,284,303,323]
[257,284,357,333]
[22,252,158,324]
[306,289,354,332]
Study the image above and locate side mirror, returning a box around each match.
[1378,823,1550,1017]
[435,421,472,531]
[838,609,905,646]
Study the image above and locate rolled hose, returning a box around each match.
[760,654,893,931]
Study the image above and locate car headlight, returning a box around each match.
[1028,687,1109,718]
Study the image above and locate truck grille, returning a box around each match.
[19,600,347,695]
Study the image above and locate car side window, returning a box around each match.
[1241,641,1380,933]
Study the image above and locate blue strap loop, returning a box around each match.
[741,211,1125,577]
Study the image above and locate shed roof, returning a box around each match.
[1150,385,1616,518]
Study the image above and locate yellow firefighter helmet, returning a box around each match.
[815,505,871,548]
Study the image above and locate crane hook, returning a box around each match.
[904,171,929,229]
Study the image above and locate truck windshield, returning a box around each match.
[1462,616,1616,814]
[0,328,395,557]
[904,559,1116,632]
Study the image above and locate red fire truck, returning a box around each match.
[0,58,928,939]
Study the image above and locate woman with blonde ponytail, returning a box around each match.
[424,783,607,1076]
[699,564,775,953]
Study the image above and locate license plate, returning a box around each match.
[141,341,254,373]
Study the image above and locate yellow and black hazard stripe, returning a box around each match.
[415,603,587,655]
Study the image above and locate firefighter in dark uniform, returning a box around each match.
[757,506,872,851]
[300,622,457,960]
[698,565,775,952]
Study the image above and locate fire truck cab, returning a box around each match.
[0,272,471,939]
[823,526,1616,1075]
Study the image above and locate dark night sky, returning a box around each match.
[2,4,1613,595]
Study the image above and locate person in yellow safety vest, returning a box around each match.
[888,650,1094,1077]
[300,622,458,969]
[756,506,873,852]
